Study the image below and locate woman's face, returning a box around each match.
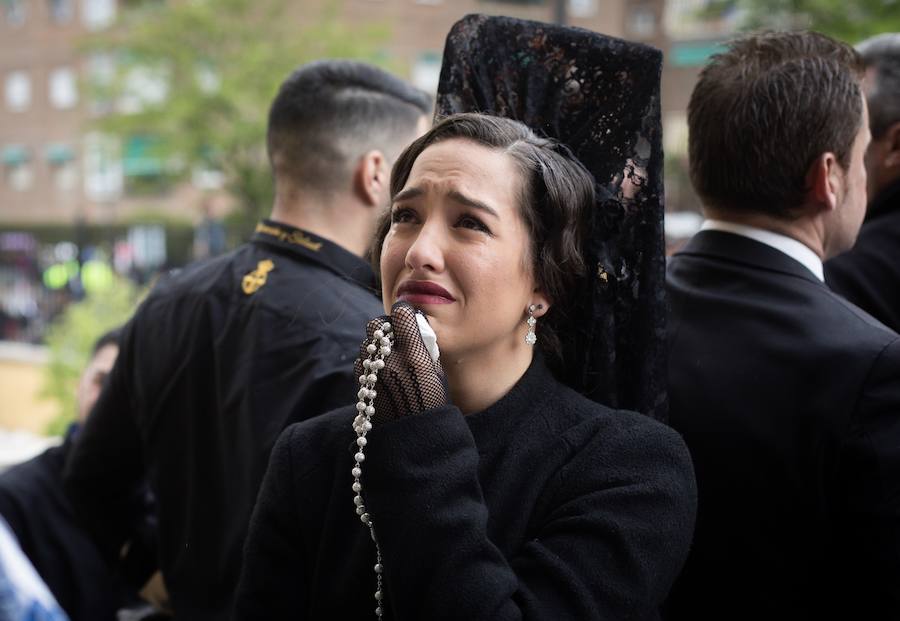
[380,138,549,363]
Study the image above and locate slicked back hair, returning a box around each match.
[371,113,595,366]
[267,60,431,194]
[857,33,900,139]
[688,31,865,218]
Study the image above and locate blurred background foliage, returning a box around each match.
[703,0,900,41]
[83,0,392,236]
[40,276,144,436]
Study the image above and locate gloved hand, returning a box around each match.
[354,302,449,425]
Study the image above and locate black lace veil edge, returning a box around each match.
[435,14,668,420]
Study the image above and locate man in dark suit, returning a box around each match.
[666,31,900,619]
[826,34,900,333]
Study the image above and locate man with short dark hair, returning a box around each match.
[64,61,430,621]
[665,31,900,619]
[826,33,900,333]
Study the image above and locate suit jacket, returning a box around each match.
[826,178,900,333]
[665,230,900,620]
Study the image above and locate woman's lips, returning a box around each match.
[396,280,455,305]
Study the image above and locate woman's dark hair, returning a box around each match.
[371,112,595,365]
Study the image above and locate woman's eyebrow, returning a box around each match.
[447,190,499,219]
[392,187,423,203]
[392,186,500,219]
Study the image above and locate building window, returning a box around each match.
[3,0,26,26]
[49,67,78,109]
[663,113,689,157]
[195,63,220,94]
[123,135,165,178]
[665,0,741,40]
[122,134,173,194]
[119,65,169,114]
[627,5,656,38]
[87,53,115,116]
[568,0,597,18]
[81,0,115,31]
[45,143,78,191]
[2,145,33,191]
[83,132,123,201]
[411,52,441,95]
[5,71,31,112]
[48,0,74,23]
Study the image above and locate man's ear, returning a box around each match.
[353,150,388,208]
[807,151,843,213]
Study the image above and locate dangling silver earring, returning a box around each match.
[525,304,542,345]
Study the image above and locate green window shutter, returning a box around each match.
[45,143,75,164]
[123,135,164,177]
[670,42,727,67]
[1,145,29,166]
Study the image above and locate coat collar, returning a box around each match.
[676,229,826,287]
[250,219,377,293]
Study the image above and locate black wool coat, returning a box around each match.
[235,356,697,620]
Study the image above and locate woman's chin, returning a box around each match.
[424,321,455,358]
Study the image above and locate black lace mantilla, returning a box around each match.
[436,14,667,420]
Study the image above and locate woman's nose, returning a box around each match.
[404,221,445,273]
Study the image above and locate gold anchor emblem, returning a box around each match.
[242,259,275,295]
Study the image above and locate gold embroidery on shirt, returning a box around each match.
[242,259,275,295]
[255,223,323,252]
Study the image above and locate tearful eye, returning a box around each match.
[391,208,417,224]
[457,214,492,234]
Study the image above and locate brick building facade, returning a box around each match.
[0,0,722,228]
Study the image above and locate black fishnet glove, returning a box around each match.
[354,302,449,425]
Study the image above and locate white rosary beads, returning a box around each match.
[352,321,393,619]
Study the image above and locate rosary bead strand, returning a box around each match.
[352,321,393,619]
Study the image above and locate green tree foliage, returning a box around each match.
[702,0,900,42]
[40,277,143,436]
[85,0,391,234]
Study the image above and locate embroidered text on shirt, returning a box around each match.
[255,223,323,252]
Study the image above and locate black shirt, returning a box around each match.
[64,220,384,621]
[0,427,142,621]
[235,355,697,620]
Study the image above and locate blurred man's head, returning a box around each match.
[688,31,868,257]
[267,60,431,211]
[76,329,121,423]
[856,33,900,198]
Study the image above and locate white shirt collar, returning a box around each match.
[700,219,824,281]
